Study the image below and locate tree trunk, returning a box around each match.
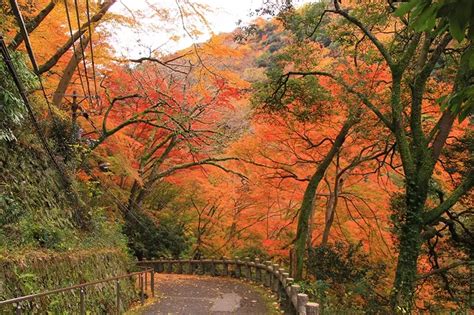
[321,178,341,246]
[53,36,90,108]
[127,180,147,213]
[294,116,355,280]
[390,180,429,312]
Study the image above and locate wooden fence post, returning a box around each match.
[150,269,155,297]
[144,271,148,289]
[80,288,86,315]
[115,280,120,315]
[177,261,183,274]
[140,273,145,306]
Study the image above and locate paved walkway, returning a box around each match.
[136,274,275,314]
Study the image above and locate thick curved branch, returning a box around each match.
[154,157,241,179]
[8,0,57,50]
[37,0,116,74]
[417,260,474,279]
[423,169,474,225]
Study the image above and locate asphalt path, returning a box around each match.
[137,274,274,314]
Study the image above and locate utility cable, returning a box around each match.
[9,0,54,115]
[63,0,88,103]
[0,35,71,188]
[86,0,100,106]
[89,173,151,230]
[73,0,93,106]
[7,1,148,231]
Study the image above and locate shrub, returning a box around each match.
[123,209,189,260]
[304,242,389,313]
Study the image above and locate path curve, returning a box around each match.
[136,274,277,314]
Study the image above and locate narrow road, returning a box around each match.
[135,274,277,314]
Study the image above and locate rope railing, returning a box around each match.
[0,268,154,314]
[137,257,320,315]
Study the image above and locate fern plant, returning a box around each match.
[0,51,38,141]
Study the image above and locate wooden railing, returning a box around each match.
[0,268,153,314]
[138,257,320,315]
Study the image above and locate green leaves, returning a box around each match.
[395,0,473,42]
[394,0,419,17]
[395,0,474,122]
[439,86,474,122]
[410,3,438,32]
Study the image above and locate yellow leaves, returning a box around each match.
[170,34,182,42]
[107,151,143,186]
[203,35,243,58]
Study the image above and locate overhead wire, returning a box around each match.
[72,0,94,107]
[63,0,89,103]
[85,0,100,106]
[89,173,152,230]
[6,0,149,230]
[8,0,54,116]
[53,1,148,229]
[0,35,71,188]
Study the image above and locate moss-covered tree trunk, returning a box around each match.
[294,115,356,280]
[390,179,428,311]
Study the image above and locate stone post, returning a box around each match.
[306,302,320,315]
[278,268,285,282]
[211,258,216,276]
[165,259,173,273]
[297,293,309,315]
[234,256,241,278]
[282,272,289,284]
[272,264,280,292]
[290,284,300,309]
[200,256,206,275]
[157,257,164,273]
[255,258,262,282]
[223,257,229,276]
[265,261,272,288]
[188,258,193,274]
[249,260,256,281]
[244,257,251,279]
